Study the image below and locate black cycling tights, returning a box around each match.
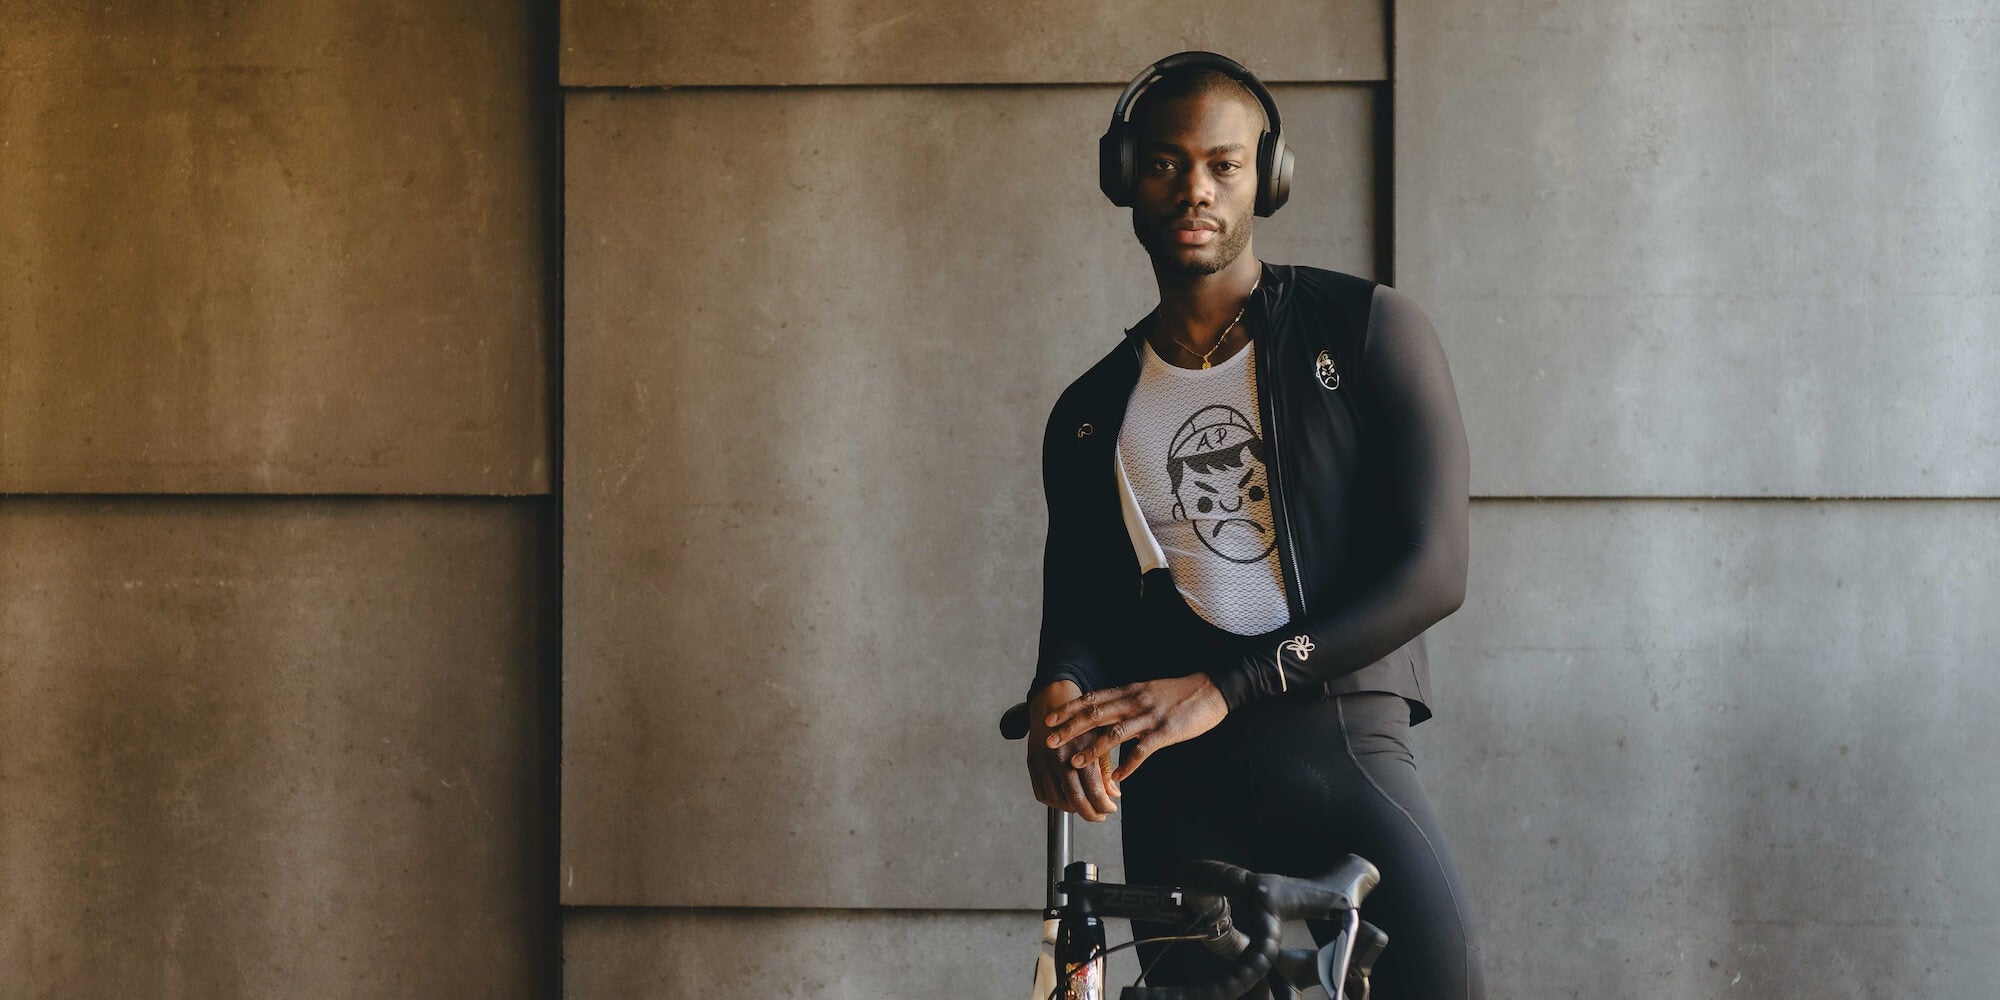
[1119,691,1487,1000]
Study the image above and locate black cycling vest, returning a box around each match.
[1033,261,1471,725]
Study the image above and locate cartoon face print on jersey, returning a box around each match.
[1167,405,1276,563]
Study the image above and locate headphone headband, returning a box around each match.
[1107,51,1284,138]
[1098,50,1294,217]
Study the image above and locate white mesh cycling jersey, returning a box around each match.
[1116,337,1289,636]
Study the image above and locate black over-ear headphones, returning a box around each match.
[1098,50,1294,217]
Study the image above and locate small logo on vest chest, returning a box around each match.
[1314,350,1341,391]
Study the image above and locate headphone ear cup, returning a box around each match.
[1098,126,1134,207]
[1271,136,1294,214]
[1256,131,1293,216]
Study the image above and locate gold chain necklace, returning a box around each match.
[1166,277,1260,369]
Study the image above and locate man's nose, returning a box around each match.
[1220,493,1243,513]
[1176,165,1215,207]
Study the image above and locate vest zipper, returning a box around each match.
[1254,293,1309,621]
[1256,292,1308,699]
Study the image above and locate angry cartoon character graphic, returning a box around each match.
[1167,405,1276,563]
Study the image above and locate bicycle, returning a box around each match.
[1001,701,1389,1000]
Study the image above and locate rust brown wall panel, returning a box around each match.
[561,85,1375,907]
[0,2,553,494]
[0,498,553,998]
[559,0,1385,86]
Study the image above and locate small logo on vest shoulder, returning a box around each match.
[1314,351,1340,391]
[1283,635,1315,660]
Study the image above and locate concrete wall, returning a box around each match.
[0,1,553,495]
[557,2,1389,993]
[1396,0,1999,498]
[1397,2,2000,997]
[10,1,1990,997]
[0,3,556,997]
[0,499,555,998]
[565,2,1998,998]
[1428,501,2000,996]
[560,82,1378,910]
[557,0,1384,86]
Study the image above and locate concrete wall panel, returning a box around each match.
[1418,499,2000,998]
[561,84,1375,906]
[1394,1,2000,497]
[0,498,554,998]
[564,907,1164,998]
[559,0,1384,86]
[0,2,553,494]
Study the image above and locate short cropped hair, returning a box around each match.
[1130,66,1270,137]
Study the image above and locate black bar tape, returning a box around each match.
[1258,854,1381,920]
[1000,701,1029,740]
[1119,861,1280,1000]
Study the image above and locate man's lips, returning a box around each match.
[1170,219,1220,246]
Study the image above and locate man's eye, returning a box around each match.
[1150,159,1177,172]
[1215,162,1242,174]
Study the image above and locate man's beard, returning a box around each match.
[1133,211,1254,277]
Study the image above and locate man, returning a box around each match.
[1024,53,1486,998]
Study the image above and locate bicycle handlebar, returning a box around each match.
[1000,699,1384,999]
[1066,856,1380,1000]
[1001,701,1030,740]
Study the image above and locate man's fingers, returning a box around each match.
[1042,688,1095,728]
[1068,713,1153,773]
[1074,755,1118,817]
[1043,685,1123,730]
[1045,694,1141,749]
[1032,760,1064,808]
[1051,733,1116,820]
[1111,737,1160,783]
[1059,768,1106,821]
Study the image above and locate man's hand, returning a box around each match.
[1043,673,1228,783]
[1025,680,1121,821]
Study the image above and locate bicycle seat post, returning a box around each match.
[1046,806,1072,910]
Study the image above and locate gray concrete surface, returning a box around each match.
[566,0,2000,994]
[560,83,1376,907]
[565,905,1356,998]
[1395,0,2000,497]
[563,906,1199,998]
[0,497,554,998]
[562,499,2000,996]
[0,0,554,494]
[1421,499,2000,997]
[559,0,1383,86]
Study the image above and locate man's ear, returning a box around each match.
[1171,500,1186,521]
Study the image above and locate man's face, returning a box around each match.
[1128,93,1262,276]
